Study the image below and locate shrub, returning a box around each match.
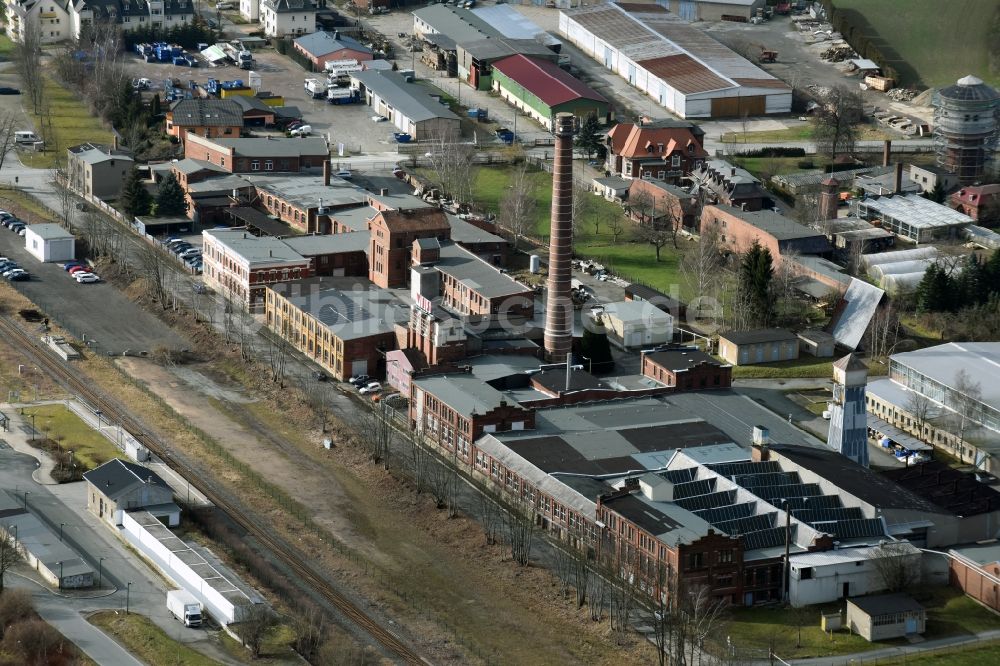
[1,619,66,665]
[0,590,33,635]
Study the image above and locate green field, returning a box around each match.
[881,640,1000,665]
[832,0,1000,88]
[24,403,120,470]
[24,76,111,169]
[473,166,688,297]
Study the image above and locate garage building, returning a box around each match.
[351,70,461,142]
[491,54,610,129]
[597,300,674,350]
[662,0,765,22]
[24,224,75,263]
[559,3,791,118]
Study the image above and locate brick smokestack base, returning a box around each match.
[544,113,575,363]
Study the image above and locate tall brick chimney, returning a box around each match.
[544,113,576,363]
[882,140,892,167]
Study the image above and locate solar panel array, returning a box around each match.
[741,526,790,550]
[826,518,885,539]
[672,478,716,500]
[692,502,755,524]
[710,460,781,477]
[754,483,823,502]
[793,507,865,524]
[675,490,736,511]
[714,514,776,536]
[661,468,697,484]
[732,471,798,489]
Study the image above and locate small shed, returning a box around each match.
[24,223,75,263]
[797,330,835,358]
[846,593,926,642]
[596,300,674,350]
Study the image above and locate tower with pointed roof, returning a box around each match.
[827,353,869,467]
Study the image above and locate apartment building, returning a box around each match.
[66,143,134,200]
[184,133,328,174]
[7,0,194,43]
[166,99,244,144]
[260,0,315,38]
[605,120,707,181]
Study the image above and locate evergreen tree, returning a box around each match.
[915,264,954,313]
[956,254,987,307]
[738,240,775,328]
[574,115,603,160]
[149,93,161,117]
[120,168,152,217]
[155,173,187,216]
[922,181,947,204]
[985,248,1000,293]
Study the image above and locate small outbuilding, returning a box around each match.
[596,300,673,350]
[24,223,75,263]
[846,593,926,642]
[797,330,835,358]
[718,328,799,366]
[83,458,180,528]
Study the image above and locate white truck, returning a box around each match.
[324,58,363,78]
[167,589,203,628]
[224,43,254,70]
[304,77,328,98]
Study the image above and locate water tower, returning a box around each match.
[933,75,1000,184]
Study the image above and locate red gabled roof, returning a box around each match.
[952,184,1000,205]
[492,54,608,108]
[615,124,707,160]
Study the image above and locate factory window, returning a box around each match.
[251,161,260,171]
[688,552,704,568]
[672,154,681,167]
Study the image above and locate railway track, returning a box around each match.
[0,316,428,665]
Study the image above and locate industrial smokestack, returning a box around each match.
[894,162,903,195]
[882,140,892,167]
[544,113,575,363]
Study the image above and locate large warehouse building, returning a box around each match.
[559,3,791,118]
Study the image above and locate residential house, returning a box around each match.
[294,30,372,71]
[240,0,259,21]
[909,164,959,195]
[73,0,195,37]
[717,329,799,366]
[691,159,773,211]
[952,184,1000,223]
[66,142,134,200]
[166,99,243,144]
[260,0,314,38]
[6,0,72,43]
[605,120,707,181]
[201,228,312,309]
[83,458,180,527]
[490,54,610,130]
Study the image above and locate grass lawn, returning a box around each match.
[0,33,15,59]
[722,124,815,143]
[880,640,1000,665]
[920,587,1000,639]
[24,76,110,169]
[831,0,1000,88]
[721,603,882,659]
[89,612,221,666]
[730,357,836,379]
[23,403,120,470]
[730,156,812,178]
[471,165,690,296]
[0,187,59,222]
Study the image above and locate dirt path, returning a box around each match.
[117,358,370,552]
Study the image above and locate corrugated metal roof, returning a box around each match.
[637,53,731,95]
[492,54,607,107]
[294,30,372,58]
[351,70,461,123]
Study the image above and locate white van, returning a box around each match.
[14,131,40,145]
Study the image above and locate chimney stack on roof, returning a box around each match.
[882,139,892,167]
[894,162,903,195]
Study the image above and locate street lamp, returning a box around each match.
[58,561,64,588]
[95,410,103,430]
[98,557,105,588]
[126,581,133,614]
[580,355,593,374]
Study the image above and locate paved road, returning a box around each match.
[785,629,1000,666]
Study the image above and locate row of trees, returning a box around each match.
[914,250,1000,314]
[121,171,186,217]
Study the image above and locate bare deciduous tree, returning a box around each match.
[136,239,171,309]
[234,601,275,660]
[503,493,535,567]
[865,305,900,362]
[14,20,43,115]
[0,112,21,176]
[905,391,934,441]
[0,528,23,592]
[608,213,625,245]
[426,134,476,208]
[867,541,919,593]
[682,225,722,300]
[292,606,326,661]
[497,162,536,250]
[265,333,290,386]
[478,485,502,545]
[364,401,394,469]
[814,86,864,161]
[608,548,639,646]
[953,369,983,452]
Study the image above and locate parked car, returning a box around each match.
[2,267,23,278]
[6,270,29,281]
[68,265,90,275]
[215,1,233,8]
[0,87,20,95]
[312,371,328,382]
[359,381,381,395]
[286,120,304,130]
[171,244,193,255]
[178,248,202,259]
[0,264,19,275]
[15,228,26,236]
[371,115,387,123]
[74,273,101,283]
[349,374,370,386]
[63,262,84,271]
[335,169,352,179]
[289,125,312,137]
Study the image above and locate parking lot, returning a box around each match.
[0,221,187,354]
[130,48,408,155]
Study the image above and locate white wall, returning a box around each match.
[789,550,921,607]
[121,512,248,625]
[25,229,75,263]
